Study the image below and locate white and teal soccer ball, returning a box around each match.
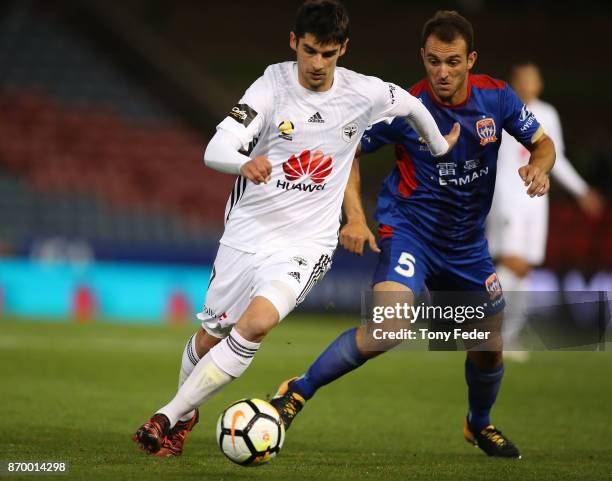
[216,398,285,466]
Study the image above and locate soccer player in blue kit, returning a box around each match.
[270,11,556,458]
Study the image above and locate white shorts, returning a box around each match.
[197,243,333,338]
[487,190,549,266]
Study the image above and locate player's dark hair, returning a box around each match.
[294,0,350,45]
[421,10,474,53]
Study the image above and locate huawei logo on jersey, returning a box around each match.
[283,150,333,183]
[277,150,333,192]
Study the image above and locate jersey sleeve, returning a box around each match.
[546,106,588,196]
[360,118,406,154]
[369,77,448,156]
[501,85,544,148]
[216,72,273,149]
[369,78,425,124]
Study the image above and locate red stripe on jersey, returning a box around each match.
[411,74,506,109]
[470,74,506,90]
[378,224,394,240]
[409,79,428,96]
[395,144,418,197]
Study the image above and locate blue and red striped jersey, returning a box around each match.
[361,74,542,249]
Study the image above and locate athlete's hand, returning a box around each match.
[340,221,381,256]
[240,156,272,184]
[578,188,604,219]
[518,164,550,197]
[443,122,461,152]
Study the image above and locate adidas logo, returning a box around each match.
[308,112,325,123]
[288,271,301,282]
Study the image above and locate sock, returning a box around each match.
[157,352,232,427]
[157,328,260,427]
[291,327,368,400]
[208,328,261,378]
[177,333,200,422]
[465,358,504,431]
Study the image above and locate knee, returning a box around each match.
[238,316,277,342]
[235,296,281,343]
[195,328,222,357]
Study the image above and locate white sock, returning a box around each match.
[157,328,260,427]
[157,351,232,428]
[177,333,200,422]
[209,327,261,378]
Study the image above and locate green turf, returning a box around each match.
[1,317,611,481]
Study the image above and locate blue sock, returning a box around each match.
[291,327,368,400]
[465,358,504,431]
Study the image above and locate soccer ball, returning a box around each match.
[216,398,285,466]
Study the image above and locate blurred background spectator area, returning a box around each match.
[0,1,235,262]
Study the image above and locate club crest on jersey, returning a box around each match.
[476,117,497,145]
[291,256,309,270]
[342,122,359,142]
[278,120,295,141]
[277,149,333,192]
[485,273,503,301]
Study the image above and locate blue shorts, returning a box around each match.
[373,225,505,317]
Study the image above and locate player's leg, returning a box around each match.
[463,313,505,434]
[134,246,331,453]
[497,255,531,361]
[443,251,520,458]
[463,325,519,458]
[490,198,546,356]
[487,189,529,348]
[134,296,281,455]
[132,244,256,454]
[283,280,413,388]
[156,295,280,426]
[149,329,222,457]
[271,281,414,428]
[502,198,547,359]
[272,233,429,428]
[176,329,222,417]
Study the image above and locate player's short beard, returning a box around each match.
[434,88,454,104]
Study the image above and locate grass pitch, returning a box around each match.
[1,317,611,481]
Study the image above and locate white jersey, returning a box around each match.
[216,61,431,253]
[488,98,588,264]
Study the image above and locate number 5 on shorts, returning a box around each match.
[394,252,416,278]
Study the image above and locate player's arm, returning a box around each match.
[372,81,460,156]
[546,108,604,216]
[204,131,271,184]
[502,85,555,197]
[340,144,380,256]
[518,130,555,197]
[203,72,272,184]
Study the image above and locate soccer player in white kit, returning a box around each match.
[132,0,460,456]
[487,62,603,356]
